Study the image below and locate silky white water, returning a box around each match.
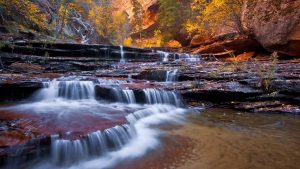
[1,78,189,169]
[120,46,125,64]
[166,69,179,82]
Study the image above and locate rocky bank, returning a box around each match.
[0,42,299,115]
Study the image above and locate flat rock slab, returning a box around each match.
[0,102,132,147]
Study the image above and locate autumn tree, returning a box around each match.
[0,0,47,32]
[47,0,85,38]
[88,0,113,43]
[185,0,245,35]
[88,0,130,44]
[158,0,190,43]
[113,11,130,44]
[131,0,143,39]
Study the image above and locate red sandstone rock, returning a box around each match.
[190,34,215,48]
[241,0,300,56]
[226,52,256,62]
[192,37,262,55]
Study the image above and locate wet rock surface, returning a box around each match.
[1,43,300,112]
[0,43,300,168]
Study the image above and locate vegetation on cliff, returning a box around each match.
[0,0,298,58]
[0,0,245,46]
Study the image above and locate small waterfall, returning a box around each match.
[111,88,136,104]
[143,89,183,107]
[177,53,201,62]
[50,104,186,167]
[37,80,95,100]
[166,69,179,82]
[51,124,136,166]
[128,74,133,82]
[158,51,169,62]
[120,46,125,64]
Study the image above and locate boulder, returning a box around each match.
[241,0,300,56]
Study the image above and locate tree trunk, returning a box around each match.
[0,12,4,23]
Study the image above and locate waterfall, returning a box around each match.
[37,80,95,100]
[3,75,189,169]
[120,46,125,64]
[128,74,133,82]
[111,88,136,104]
[177,53,201,62]
[157,51,201,62]
[50,104,186,168]
[51,124,135,166]
[158,51,169,62]
[143,89,183,107]
[166,69,179,82]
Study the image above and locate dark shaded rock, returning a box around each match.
[134,70,167,82]
[181,82,263,103]
[272,80,300,94]
[0,82,42,102]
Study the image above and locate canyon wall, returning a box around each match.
[241,0,300,56]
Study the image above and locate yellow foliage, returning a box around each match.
[133,29,165,48]
[123,37,133,47]
[154,30,163,47]
[25,1,47,30]
[185,0,244,35]
[0,0,48,31]
[165,40,182,48]
[58,2,84,28]
[88,5,113,38]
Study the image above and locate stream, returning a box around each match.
[0,46,299,169]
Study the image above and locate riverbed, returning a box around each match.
[0,44,300,169]
[120,108,300,169]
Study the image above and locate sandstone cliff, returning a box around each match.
[241,0,300,56]
[112,0,159,38]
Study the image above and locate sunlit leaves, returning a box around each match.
[88,1,130,44]
[184,0,245,35]
[0,0,47,31]
[131,0,143,35]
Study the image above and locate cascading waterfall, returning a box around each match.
[51,124,136,166]
[166,69,179,82]
[110,88,184,106]
[178,53,201,62]
[143,88,183,107]
[158,51,169,62]
[3,77,188,169]
[49,104,186,168]
[38,80,95,100]
[111,88,136,104]
[120,46,125,64]
[157,51,201,62]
